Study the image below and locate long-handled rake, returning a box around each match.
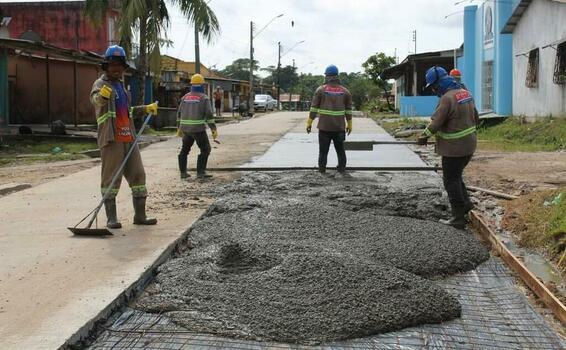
[68,112,154,236]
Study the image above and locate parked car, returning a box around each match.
[254,94,276,111]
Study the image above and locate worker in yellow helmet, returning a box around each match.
[177,74,218,179]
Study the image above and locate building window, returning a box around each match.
[525,48,539,88]
[554,42,566,85]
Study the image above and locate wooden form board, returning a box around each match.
[470,210,566,326]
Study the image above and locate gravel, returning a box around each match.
[134,172,489,344]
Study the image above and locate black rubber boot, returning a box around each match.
[104,198,122,229]
[439,204,466,230]
[178,154,190,179]
[196,154,212,179]
[133,197,157,225]
[462,182,474,213]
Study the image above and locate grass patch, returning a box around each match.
[0,138,97,167]
[374,117,428,136]
[503,189,566,271]
[478,117,566,152]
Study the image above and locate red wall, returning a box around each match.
[1,1,118,55]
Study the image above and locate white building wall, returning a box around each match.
[512,0,566,117]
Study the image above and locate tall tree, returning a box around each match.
[85,0,220,106]
[362,52,396,110]
[220,58,260,81]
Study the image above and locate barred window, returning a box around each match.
[525,48,538,88]
[554,42,566,84]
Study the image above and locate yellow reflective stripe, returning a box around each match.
[129,107,134,118]
[180,119,206,125]
[96,112,116,125]
[180,119,216,125]
[423,128,434,137]
[345,110,353,115]
[437,126,477,140]
[101,187,120,194]
[310,107,319,113]
[130,185,147,193]
[318,109,346,116]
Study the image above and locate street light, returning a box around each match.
[249,14,284,116]
[277,40,305,110]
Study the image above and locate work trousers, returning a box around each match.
[318,130,347,172]
[442,155,472,211]
[100,141,147,199]
[178,131,211,173]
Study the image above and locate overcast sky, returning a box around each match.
[2,0,478,75]
[163,0,473,76]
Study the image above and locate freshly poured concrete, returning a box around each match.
[245,118,426,168]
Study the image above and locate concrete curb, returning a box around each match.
[58,211,208,350]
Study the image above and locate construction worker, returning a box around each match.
[449,68,467,90]
[90,45,158,229]
[177,74,218,179]
[306,65,353,174]
[418,66,479,229]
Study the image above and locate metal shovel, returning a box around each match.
[68,111,155,236]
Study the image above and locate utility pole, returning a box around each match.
[249,21,254,116]
[195,26,200,74]
[288,59,295,110]
[277,41,281,110]
[412,30,417,54]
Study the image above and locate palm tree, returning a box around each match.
[85,0,220,105]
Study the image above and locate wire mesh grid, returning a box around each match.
[86,257,565,350]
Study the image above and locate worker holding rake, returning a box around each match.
[90,45,158,229]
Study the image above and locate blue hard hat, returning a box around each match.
[425,66,448,88]
[324,65,339,76]
[104,45,127,59]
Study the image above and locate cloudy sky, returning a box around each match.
[163,0,475,76]
[1,0,479,75]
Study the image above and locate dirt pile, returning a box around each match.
[135,172,489,344]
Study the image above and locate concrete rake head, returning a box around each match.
[68,226,113,237]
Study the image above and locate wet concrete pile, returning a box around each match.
[135,172,490,344]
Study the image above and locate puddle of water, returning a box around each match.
[498,231,565,295]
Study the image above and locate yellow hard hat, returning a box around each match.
[191,74,205,85]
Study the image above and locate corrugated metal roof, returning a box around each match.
[0,37,102,63]
[501,0,533,34]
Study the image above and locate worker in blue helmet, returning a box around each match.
[418,66,480,229]
[306,64,353,175]
[90,45,159,229]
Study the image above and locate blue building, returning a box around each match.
[382,49,458,117]
[461,1,520,116]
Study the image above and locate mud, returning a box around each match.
[135,172,489,344]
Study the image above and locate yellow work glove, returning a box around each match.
[346,120,353,135]
[176,128,183,137]
[211,129,218,140]
[306,118,313,134]
[145,102,158,115]
[99,85,113,99]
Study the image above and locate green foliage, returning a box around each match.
[294,74,324,102]
[478,116,566,152]
[362,53,396,89]
[220,58,260,81]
